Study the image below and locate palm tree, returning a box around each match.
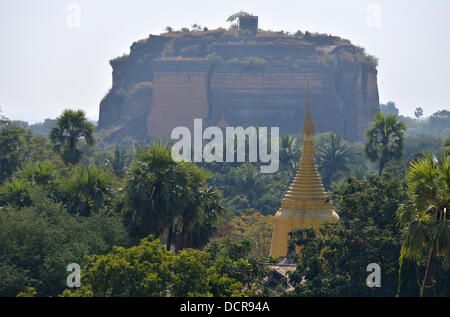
[279,135,300,176]
[174,186,224,251]
[124,142,177,244]
[106,147,128,177]
[229,163,265,203]
[316,132,352,188]
[63,165,115,216]
[0,178,33,208]
[50,109,95,165]
[364,113,406,175]
[16,160,59,196]
[124,142,223,250]
[414,107,423,119]
[397,153,450,296]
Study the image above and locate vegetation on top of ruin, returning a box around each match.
[109,23,378,69]
[114,81,153,97]
[158,26,352,47]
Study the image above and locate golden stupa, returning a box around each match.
[269,82,340,258]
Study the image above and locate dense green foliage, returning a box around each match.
[289,174,405,296]
[210,162,288,216]
[397,256,420,297]
[0,124,57,183]
[0,125,29,183]
[61,237,272,297]
[0,108,448,297]
[61,165,117,216]
[123,143,224,250]
[316,132,353,189]
[397,153,450,296]
[404,134,443,163]
[0,199,129,296]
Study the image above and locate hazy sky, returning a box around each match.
[1,0,449,123]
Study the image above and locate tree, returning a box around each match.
[64,238,173,297]
[397,153,450,297]
[0,110,9,126]
[404,134,443,164]
[191,24,202,32]
[380,101,399,116]
[16,287,37,297]
[203,238,274,294]
[123,142,224,250]
[0,124,60,184]
[398,108,450,136]
[279,135,300,176]
[290,174,406,296]
[316,132,352,188]
[364,113,406,175]
[124,142,177,245]
[0,178,33,208]
[414,107,423,119]
[212,161,288,216]
[61,165,116,216]
[165,26,173,33]
[61,237,272,297]
[220,163,286,216]
[429,110,450,124]
[226,11,253,23]
[16,160,60,195]
[397,255,420,297]
[105,147,128,177]
[424,110,450,136]
[173,185,224,251]
[50,109,95,165]
[226,11,253,30]
[289,225,401,297]
[228,163,265,204]
[224,209,273,256]
[27,118,57,137]
[0,197,129,296]
[0,125,29,183]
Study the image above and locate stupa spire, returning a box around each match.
[302,80,315,135]
[283,80,325,203]
[217,112,229,129]
[269,80,339,258]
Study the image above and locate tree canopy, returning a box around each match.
[50,109,95,165]
[364,113,406,175]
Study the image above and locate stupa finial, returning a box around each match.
[302,80,315,135]
[307,80,311,112]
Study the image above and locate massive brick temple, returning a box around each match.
[98,17,380,143]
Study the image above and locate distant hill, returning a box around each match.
[7,118,98,138]
[9,119,57,137]
[380,101,450,137]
